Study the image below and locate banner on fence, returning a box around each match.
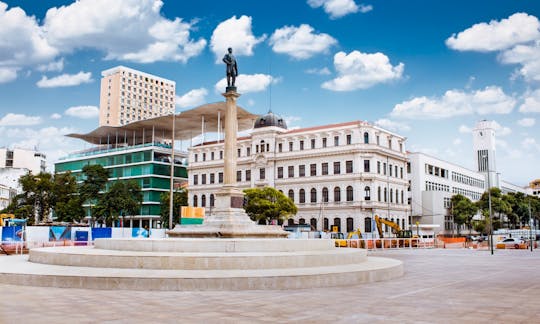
[132,227,149,238]
[49,226,72,241]
[1,226,23,242]
[91,227,112,240]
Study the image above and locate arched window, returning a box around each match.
[322,187,329,202]
[333,217,341,232]
[323,218,329,231]
[390,189,393,203]
[346,217,354,232]
[402,219,405,229]
[288,189,294,202]
[210,194,215,207]
[334,187,341,202]
[378,186,381,201]
[365,217,372,233]
[299,218,306,225]
[345,186,354,201]
[310,218,317,231]
[364,132,369,144]
[299,189,306,203]
[193,195,198,207]
[287,218,295,226]
[364,186,370,201]
[310,188,317,203]
[384,188,387,202]
[201,194,206,207]
[401,190,404,204]
[396,190,399,203]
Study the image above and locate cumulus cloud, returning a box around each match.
[0,67,18,83]
[0,113,42,126]
[458,125,472,133]
[43,0,205,64]
[492,121,512,136]
[446,13,540,52]
[36,71,92,88]
[500,41,540,82]
[269,24,337,59]
[50,113,62,120]
[307,0,365,19]
[358,4,373,13]
[520,89,540,112]
[210,15,265,62]
[391,86,516,119]
[37,58,64,72]
[305,67,331,75]
[522,137,540,151]
[322,51,404,91]
[176,88,208,108]
[64,105,99,119]
[215,74,275,94]
[517,117,535,127]
[374,119,411,132]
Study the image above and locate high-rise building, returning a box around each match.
[99,66,176,126]
[0,147,46,174]
[472,120,499,188]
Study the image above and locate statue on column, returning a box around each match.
[223,47,238,88]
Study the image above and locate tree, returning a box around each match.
[476,187,511,231]
[79,164,109,224]
[94,180,142,226]
[160,189,188,228]
[449,194,478,235]
[8,172,55,224]
[243,187,297,224]
[51,171,84,223]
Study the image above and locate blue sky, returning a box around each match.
[0,0,539,186]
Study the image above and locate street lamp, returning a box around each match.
[482,154,494,255]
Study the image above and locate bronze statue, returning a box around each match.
[223,47,238,87]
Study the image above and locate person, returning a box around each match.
[223,47,238,87]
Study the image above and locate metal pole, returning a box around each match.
[169,113,175,230]
[485,155,494,255]
[529,199,533,252]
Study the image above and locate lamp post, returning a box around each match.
[482,154,494,255]
[529,199,534,252]
[169,112,176,230]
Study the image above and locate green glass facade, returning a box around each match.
[55,146,187,222]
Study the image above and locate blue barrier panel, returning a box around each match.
[91,227,112,240]
[1,226,22,242]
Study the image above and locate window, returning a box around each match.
[324,218,329,231]
[277,167,284,179]
[400,167,403,179]
[395,166,398,178]
[333,161,340,174]
[260,168,265,180]
[377,161,381,174]
[193,174,198,185]
[384,187,387,202]
[299,189,305,203]
[194,154,198,162]
[346,218,354,233]
[364,132,369,144]
[401,190,404,204]
[346,186,354,201]
[299,165,306,177]
[322,137,327,148]
[237,170,242,182]
[365,186,371,201]
[218,172,223,184]
[322,187,329,202]
[376,135,380,145]
[396,189,399,203]
[389,164,393,177]
[288,189,294,201]
[211,152,215,160]
[193,195,198,207]
[383,163,387,175]
[388,138,392,149]
[310,163,317,176]
[201,174,206,185]
[289,142,293,151]
[364,160,370,172]
[219,151,223,159]
[210,173,215,184]
[365,217,372,232]
[246,170,251,181]
[202,153,206,161]
[237,149,241,157]
[310,188,317,203]
[378,187,381,201]
[278,143,283,153]
[201,195,206,207]
[247,147,251,156]
[333,218,341,232]
[346,134,352,145]
[210,194,215,207]
[300,140,304,150]
[390,189,393,203]
[310,218,317,230]
[334,187,341,202]
[288,166,294,178]
[400,143,403,152]
[346,160,353,173]
[334,136,339,146]
[322,163,329,175]
[311,139,316,149]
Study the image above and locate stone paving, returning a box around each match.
[1,249,539,323]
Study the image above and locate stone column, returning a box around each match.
[222,90,240,187]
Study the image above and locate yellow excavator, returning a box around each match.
[334,228,364,248]
[374,215,418,247]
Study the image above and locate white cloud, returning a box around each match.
[391,86,516,119]
[517,117,535,127]
[458,125,472,133]
[453,138,462,146]
[37,58,64,72]
[522,137,540,151]
[0,113,42,126]
[374,119,411,132]
[492,121,512,136]
[307,0,361,19]
[322,50,404,91]
[215,74,275,94]
[64,106,99,119]
[36,71,92,88]
[283,115,302,128]
[520,89,540,113]
[176,88,208,108]
[210,15,265,62]
[305,67,331,75]
[50,113,62,120]
[358,4,373,13]
[446,13,540,52]
[500,41,540,82]
[497,139,523,158]
[0,2,58,82]
[269,24,337,59]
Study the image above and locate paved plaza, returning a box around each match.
[1,248,539,323]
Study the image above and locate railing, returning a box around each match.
[335,238,439,250]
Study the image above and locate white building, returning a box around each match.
[0,147,46,174]
[188,112,409,236]
[525,179,540,198]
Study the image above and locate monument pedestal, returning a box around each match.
[167,90,288,238]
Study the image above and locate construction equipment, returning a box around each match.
[0,213,15,227]
[374,215,418,247]
[333,229,365,248]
